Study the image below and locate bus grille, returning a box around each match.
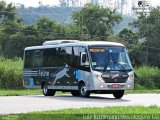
[103,78,128,83]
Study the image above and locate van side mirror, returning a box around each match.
[80,52,89,66]
[82,53,87,63]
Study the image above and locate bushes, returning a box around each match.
[135,66,160,89]
[0,58,23,89]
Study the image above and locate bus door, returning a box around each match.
[79,47,91,90]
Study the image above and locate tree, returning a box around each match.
[130,7,160,48]
[22,25,38,36]
[72,4,122,40]
[118,28,141,66]
[118,28,138,48]
[130,7,160,66]
[36,17,56,33]
[64,24,80,39]
[0,1,17,21]
[36,17,65,39]
[5,34,40,58]
[0,1,23,55]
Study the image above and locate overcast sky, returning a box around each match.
[3,0,160,7]
[3,0,60,7]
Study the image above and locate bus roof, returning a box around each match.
[25,40,124,50]
[82,41,124,46]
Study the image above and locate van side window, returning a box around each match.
[43,48,57,67]
[33,50,43,67]
[24,50,33,68]
[56,47,66,67]
[72,47,80,68]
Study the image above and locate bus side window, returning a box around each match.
[66,47,72,66]
[24,50,33,68]
[56,47,66,67]
[43,48,57,67]
[33,50,43,67]
[56,47,72,67]
[72,47,80,68]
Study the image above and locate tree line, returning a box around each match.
[0,1,160,67]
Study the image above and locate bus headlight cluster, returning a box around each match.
[94,74,105,83]
[127,84,131,88]
[128,75,134,81]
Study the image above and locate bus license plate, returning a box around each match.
[112,84,121,88]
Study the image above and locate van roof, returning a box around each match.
[25,40,124,50]
[82,41,124,46]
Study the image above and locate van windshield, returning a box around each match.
[89,47,132,71]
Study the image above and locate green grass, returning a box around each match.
[0,106,160,120]
[35,106,160,114]
[0,89,160,96]
[0,89,69,96]
[126,89,160,94]
[0,89,42,96]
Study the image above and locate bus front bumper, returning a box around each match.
[91,81,134,91]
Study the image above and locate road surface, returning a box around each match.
[0,94,160,114]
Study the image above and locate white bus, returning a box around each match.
[22,40,134,99]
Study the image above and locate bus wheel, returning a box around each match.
[113,90,124,99]
[71,91,80,96]
[42,83,56,96]
[79,83,90,97]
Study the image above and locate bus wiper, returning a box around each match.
[117,62,126,72]
[103,53,110,72]
[103,61,108,72]
[103,51,126,72]
[109,51,126,72]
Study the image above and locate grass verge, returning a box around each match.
[0,106,160,120]
[0,89,160,96]
[0,89,42,96]
[0,89,69,96]
[126,89,160,94]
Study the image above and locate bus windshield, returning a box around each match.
[89,47,132,71]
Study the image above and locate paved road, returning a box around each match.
[0,94,160,114]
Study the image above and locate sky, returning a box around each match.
[3,0,60,7]
[3,0,160,7]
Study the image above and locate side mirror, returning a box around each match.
[81,52,89,66]
[82,53,87,63]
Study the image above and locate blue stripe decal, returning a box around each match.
[29,78,34,87]
[76,70,81,80]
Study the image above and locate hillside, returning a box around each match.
[18,6,81,24]
[17,6,134,33]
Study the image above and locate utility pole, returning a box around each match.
[80,11,83,41]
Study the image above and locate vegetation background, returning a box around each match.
[0,1,160,90]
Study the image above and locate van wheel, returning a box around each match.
[71,91,80,96]
[113,90,124,99]
[79,83,90,97]
[42,83,56,96]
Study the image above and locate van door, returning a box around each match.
[79,47,91,90]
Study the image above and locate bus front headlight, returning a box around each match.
[94,74,105,83]
[128,75,134,81]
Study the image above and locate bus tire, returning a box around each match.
[71,91,80,96]
[113,90,124,99]
[42,83,56,96]
[79,83,90,97]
